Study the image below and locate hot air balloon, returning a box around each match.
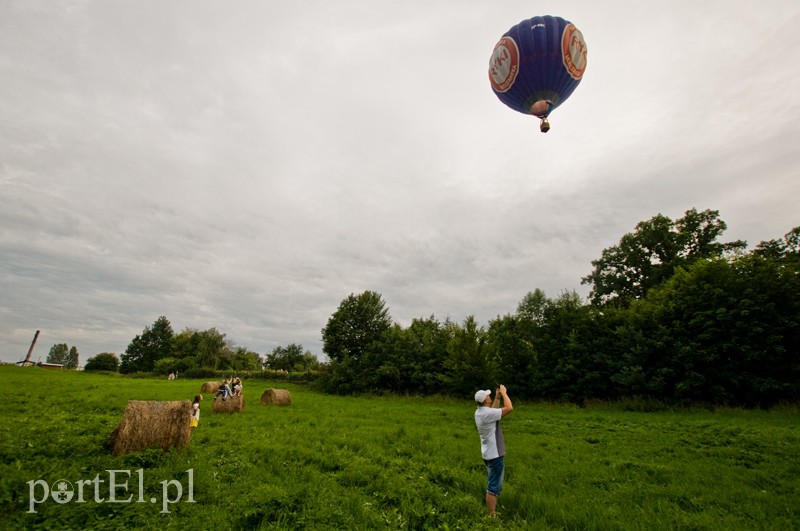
[489,16,587,132]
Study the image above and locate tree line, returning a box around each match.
[318,209,799,407]
[81,323,322,376]
[77,208,798,407]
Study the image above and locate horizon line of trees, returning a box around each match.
[84,320,322,376]
[71,208,799,407]
[73,326,321,375]
[318,209,799,407]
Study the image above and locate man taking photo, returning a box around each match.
[474,384,513,516]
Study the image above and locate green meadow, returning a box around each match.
[0,366,798,530]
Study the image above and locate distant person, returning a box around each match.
[215,380,233,401]
[168,372,174,380]
[191,395,203,428]
[233,377,242,397]
[474,384,513,516]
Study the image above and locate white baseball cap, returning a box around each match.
[474,389,491,404]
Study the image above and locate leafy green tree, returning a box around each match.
[582,208,745,307]
[635,254,800,405]
[264,344,306,371]
[46,343,68,365]
[442,316,494,396]
[404,316,450,393]
[120,336,144,374]
[120,316,175,373]
[171,328,202,360]
[361,325,406,392]
[753,226,800,266]
[299,352,323,371]
[320,291,393,393]
[84,352,120,372]
[65,346,79,369]
[230,347,262,371]
[349,315,450,394]
[516,289,549,326]
[365,324,416,393]
[491,289,551,399]
[487,314,536,398]
[533,290,601,401]
[194,328,228,370]
[322,291,392,363]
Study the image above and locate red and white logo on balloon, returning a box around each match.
[489,36,519,92]
[562,24,587,79]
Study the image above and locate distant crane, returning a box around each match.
[19,330,40,366]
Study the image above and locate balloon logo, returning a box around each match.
[489,16,588,132]
[562,24,587,79]
[489,37,519,93]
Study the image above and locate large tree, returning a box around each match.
[46,343,68,365]
[65,346,79,369]
[320,291,393,393]
[322,291,392,363]
[194,328,228,370]
[582,208,745,306]
[120,316,174,373]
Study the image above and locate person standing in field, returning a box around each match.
[191,395,203,429]
[474,384,513,516]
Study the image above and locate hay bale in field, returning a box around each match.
[260,388,292,406]
[109,400,191,456]
[201,381,221,394]
[212,394,245,413]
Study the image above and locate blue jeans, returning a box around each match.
[484,456,504,496]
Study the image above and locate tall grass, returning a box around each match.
[0,366,797,529]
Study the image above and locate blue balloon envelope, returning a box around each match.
[489,16,587,132]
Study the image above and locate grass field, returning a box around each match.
[0,365,798,530]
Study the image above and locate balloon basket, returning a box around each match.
[540,118,551,133]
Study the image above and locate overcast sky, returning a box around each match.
[2,1,798,365]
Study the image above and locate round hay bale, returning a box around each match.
[201,381,221,394]
[211,395,245,414]
[109,400,192,456]
[260,388,292,406]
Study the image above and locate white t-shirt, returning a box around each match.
[192,402,200,420]
[474,406,505,460]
